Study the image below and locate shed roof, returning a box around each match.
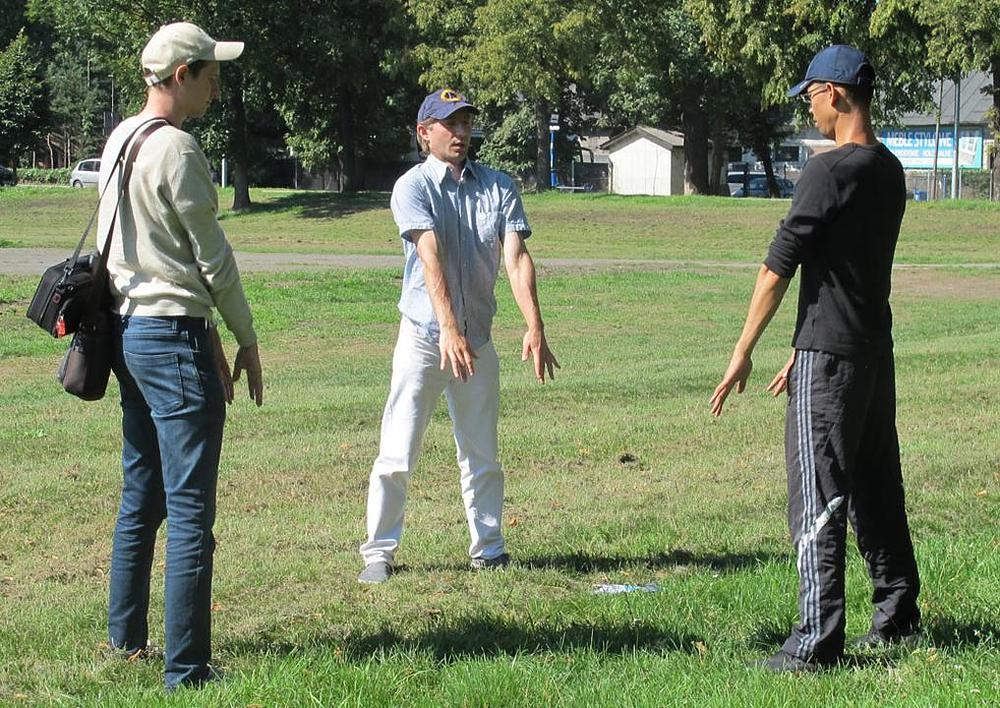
[600,125,685,152]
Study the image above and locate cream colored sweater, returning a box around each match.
[96,116,257,346]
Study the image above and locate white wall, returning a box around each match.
[609,137,676,195]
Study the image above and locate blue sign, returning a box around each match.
[879,127,984,169]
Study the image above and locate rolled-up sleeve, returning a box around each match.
[764,160,838,278]
[169,139,257,346]
[500,175,531,239]
[391,173,435,241]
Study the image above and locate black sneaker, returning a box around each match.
[757,650,833,673]
[851,627,921,650]
[470,553,511,570]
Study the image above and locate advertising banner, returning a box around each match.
[879,127,984,169]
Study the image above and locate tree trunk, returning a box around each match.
[681,99,710,194]
[708,114,728,195]
[754,136,778,196]
[992,55,1000,200]
[228,73,252,211]
[535,100,550,191]
[338,86,358,192]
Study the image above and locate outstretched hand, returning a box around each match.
[710,351,753,417]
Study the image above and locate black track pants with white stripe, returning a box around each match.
[781,349,920,662]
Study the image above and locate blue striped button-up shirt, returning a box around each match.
[390,155,531,348]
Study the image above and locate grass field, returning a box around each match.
[0,188,998,705]
[2,186,1000,264]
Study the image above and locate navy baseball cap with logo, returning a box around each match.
[417,89,479,123]
[787,45,875,97]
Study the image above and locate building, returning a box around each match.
[600,126,686,196]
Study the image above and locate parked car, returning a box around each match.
[732,176,796,199]
[69,158,101,188]
[0,165,15,186]
[726,170,766,196]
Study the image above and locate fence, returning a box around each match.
[906,170,997,201]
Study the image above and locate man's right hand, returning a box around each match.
[710,350,753,418]
[233,343,264,407]
[439,326,477,381]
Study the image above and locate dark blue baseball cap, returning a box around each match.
[417,89,479,123]
[787,45,875,97]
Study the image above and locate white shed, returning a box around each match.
[601,126,685,196]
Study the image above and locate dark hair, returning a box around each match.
[148,59,209,88]
[842,82,873,109]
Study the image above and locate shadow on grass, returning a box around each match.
[925,617,999,649]
[220,191,390,220]
[520,549,789,574]
[748,615,998,661]
[224,614,701,663]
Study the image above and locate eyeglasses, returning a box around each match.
[800,85,829,104]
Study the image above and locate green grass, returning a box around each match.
[1,255,998,704]
[1,187,999,264]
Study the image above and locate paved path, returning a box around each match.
[1,247,998,276]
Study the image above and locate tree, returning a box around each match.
[590,0,740,194]
[0,31,48,169]
[273,0,418,192]
[465,0,596,189]
[28,0,286,209]
[45,48,107,166]
[410,0,597,189]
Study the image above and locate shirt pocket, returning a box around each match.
[475,210,502,246]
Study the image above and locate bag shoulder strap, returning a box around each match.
[93,119,170,276]
[65,118,170,270]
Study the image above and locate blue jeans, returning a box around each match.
[108,315,225,688]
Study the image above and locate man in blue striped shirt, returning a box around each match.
[359,89,559,584]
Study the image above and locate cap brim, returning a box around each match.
[439,102,480,119]
[787,79,810,98]
[211,41,244,62]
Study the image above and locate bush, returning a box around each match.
[17,167,71,184]
[960,170,995,200]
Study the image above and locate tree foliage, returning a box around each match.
[0,31,48,167]
[7,0,995,197]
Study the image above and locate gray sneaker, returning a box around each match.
[358,561,393,584]
[470,553,511,570]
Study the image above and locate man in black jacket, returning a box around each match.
[710,45,921,672]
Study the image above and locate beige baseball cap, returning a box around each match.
[141,22,244,86]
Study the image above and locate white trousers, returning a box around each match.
[360,319,505,565]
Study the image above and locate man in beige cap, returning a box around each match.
[97,21,262,691]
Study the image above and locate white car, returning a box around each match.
[69,158,101,188]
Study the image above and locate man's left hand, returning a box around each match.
[522,328,559,382]
[765,351,796,397]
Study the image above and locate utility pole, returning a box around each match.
[549,112,559,188]
[931,78,943,199]
[951,74,960,199]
